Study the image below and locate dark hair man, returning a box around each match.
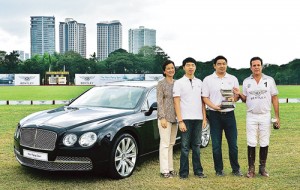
[173,57,207,179]
[237,57,280,178]
[202,55,243,177]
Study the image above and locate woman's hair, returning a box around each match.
[162,60,175,76]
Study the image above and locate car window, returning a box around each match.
[144,88,156,109]
[70,86,144,109]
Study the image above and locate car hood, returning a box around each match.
[21,106,135,129]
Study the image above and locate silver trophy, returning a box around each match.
[220,89,235,109]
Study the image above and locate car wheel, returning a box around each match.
[201,120,210,148]
[109,133,138,179]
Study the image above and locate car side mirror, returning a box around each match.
[66,98,74,106]
[144,102,157,116]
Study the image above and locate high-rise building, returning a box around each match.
[15,50,30,61]
[97,20,122,61]
[25,53,30,60]
[128,26,156,54]
[16,50,24,61]
[30,16,55,56]
[59,18,86,58]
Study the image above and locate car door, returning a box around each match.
[137,87,160,154]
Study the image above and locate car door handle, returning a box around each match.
[134,122,145,127]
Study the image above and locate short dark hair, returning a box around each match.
[162,60,175,77]
[213,55,227,65]
[250,57,263,66]
[182,57,196,67]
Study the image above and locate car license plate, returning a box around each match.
[23,149,48,161]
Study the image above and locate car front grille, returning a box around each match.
[20,128,57,151]
[15,149,93,171]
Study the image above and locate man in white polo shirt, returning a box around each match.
[238,57,280,178]
[173,57,207,179]
[202,55,243,177]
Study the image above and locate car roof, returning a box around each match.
[100,80,158,88]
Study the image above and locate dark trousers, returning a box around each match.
[209,110,240,172]
[179,120,203,177]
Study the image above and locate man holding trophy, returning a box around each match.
[202,55,243,177]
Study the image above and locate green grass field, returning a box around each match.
[0,86,92,100]
[0,85,299,100]
[0,85,299,190]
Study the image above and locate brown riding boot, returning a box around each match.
[246,146,256,178]
[259,146,269,177]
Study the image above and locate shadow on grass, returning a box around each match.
[14,146,185,181]
[19,166,109,181]
[16,150,168,181]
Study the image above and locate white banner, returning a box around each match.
[0,74,14,85]
[54,100,70,105]
[32,100,53,105]
[15,74,40,85]
[145,74,164,81]
[75,74,145,85]
[98,74,145,84]
[75,74,99,85]
[9,100,31,105]
[0,101,7,105]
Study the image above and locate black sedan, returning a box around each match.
[14,81,210,178]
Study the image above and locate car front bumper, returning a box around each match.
[14,148,93,171]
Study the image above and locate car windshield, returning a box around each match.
[70,86,145,109]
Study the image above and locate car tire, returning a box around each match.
[109,133,138,179]
[201,120,210,148]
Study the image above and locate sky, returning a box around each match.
[0,0,300,69]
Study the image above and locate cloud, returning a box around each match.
[1,0,300,68]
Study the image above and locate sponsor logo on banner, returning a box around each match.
[75,74,98,85]
[79,76,95,85]
[19,76,35,85]
[15,74,40,85]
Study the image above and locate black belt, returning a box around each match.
[210,110,233,115]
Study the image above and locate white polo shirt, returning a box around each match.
[173,75,203,120]
[242,74,278,114]
[202,72,239,112]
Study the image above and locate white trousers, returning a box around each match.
[158,120,178,173]
[246,112,271,147]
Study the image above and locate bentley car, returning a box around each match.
[14,81,210,179]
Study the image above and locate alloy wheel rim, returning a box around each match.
[201,124,210,147]
[114,137,137,177]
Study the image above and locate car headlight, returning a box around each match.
[15,124,20,138]
[63,134,78,146]
[79,132,97,147]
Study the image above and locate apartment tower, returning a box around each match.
[97,20,122,61]
[128,26,156,54]
[30,16,55,56]
[59,18,86,58]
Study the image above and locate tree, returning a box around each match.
[105,49,135,74]
[57,51,96,82]
[138,46,170,74]
[0,51,21,73]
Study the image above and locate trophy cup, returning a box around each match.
[220,89,235,109]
